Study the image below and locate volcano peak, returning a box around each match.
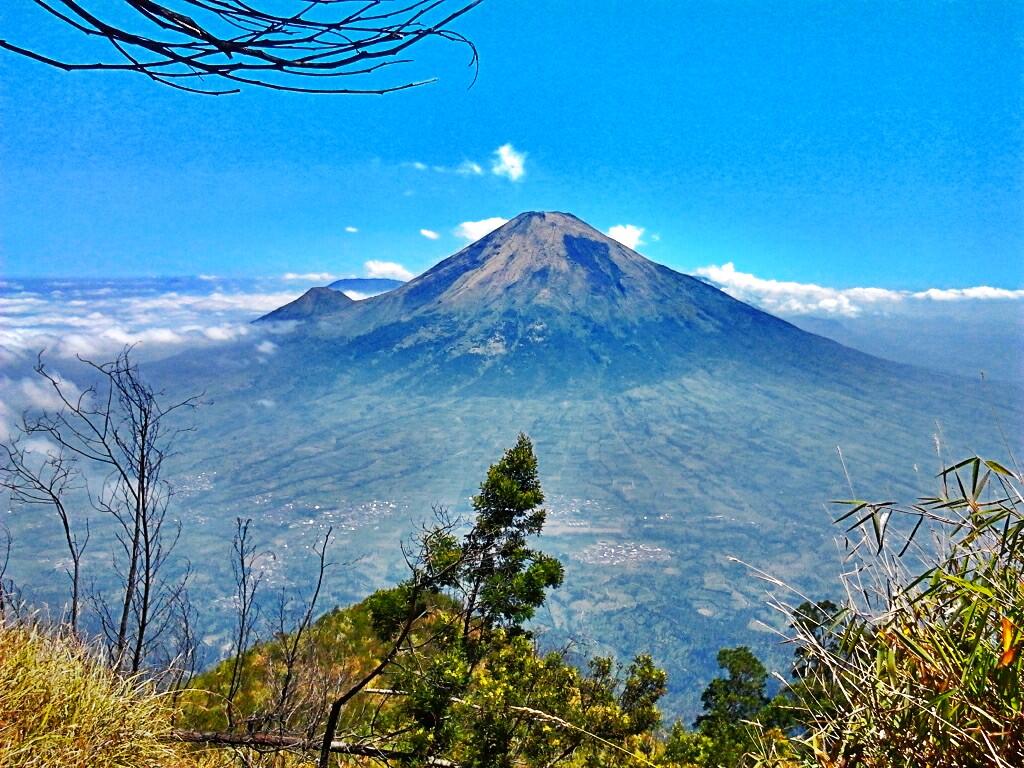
[252,210,813,391]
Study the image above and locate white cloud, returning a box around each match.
[344,226,359,234]
[491,143,526,182]
[457,161,484,176]
[0,281,303,364]
[104,326,186,346]
[364,260,415,281]
[0,398,13,441]
[420,229,440,240]
[0,375,77,440]
[342,291,371,300]
[188,324,250,342]
[606,224,646,250]
[912,286,1024,301]
[256,340,277,355]
[693,262,1024,318]
[407,152,517,180]
[694,263,900,317]
[454,217,509,242]
[282,272,337,282]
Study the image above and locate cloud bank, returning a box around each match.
[695,262,1024,318]
[0,277,302,367]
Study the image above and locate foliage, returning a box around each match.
[180,597,391,734]
[9,428,1023,768]
[662,722,714,767]
[764,456,1024,767]
[181,434,671,766]
[660,645,784,768]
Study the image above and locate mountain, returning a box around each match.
[258,278,405,323]
[19,212,1022,717]
[259,286,353,322]
[327,277,405,297]
[256,212,866,392]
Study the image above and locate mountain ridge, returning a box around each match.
[255,211,867,392]
[260,285,354,322]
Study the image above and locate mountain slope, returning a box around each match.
[259,286,353,322]
[24,211,1019,718]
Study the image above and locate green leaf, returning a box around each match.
[938,572,994,599]
[984,459,1015,477]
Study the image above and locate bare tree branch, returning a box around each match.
[13,347,198,672]
[0,439,88,632]
[170,730,458,765]
[0,525,11,619]
[0,0,483,95]
[263,526,333,732]
[226,516,263,729]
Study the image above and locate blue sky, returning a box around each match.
[0,0,1022,291]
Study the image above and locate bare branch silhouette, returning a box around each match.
[16,347,198,671]
[0,0,483,95]
[0,439,88,632]
[225,516,263,729]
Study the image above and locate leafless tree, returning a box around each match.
[225,516,264,730]
[0,441,89,632]
[0,525,11,619]
[0,0,483,95]
[15,348,198,671]
[262,526,333,733]
[163,587,201,709]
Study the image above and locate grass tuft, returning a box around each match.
[0,622,194,768]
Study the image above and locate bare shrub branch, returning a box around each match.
[0,0,483,95]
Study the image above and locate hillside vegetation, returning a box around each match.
[1,436,1021,767]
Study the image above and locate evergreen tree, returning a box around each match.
[692,646,771,767]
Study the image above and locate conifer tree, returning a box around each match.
[692,646,772,767]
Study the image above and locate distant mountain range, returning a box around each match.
[38,212,1024,716]
[262,278,406,322]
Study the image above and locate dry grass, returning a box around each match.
[0,621,198,768]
